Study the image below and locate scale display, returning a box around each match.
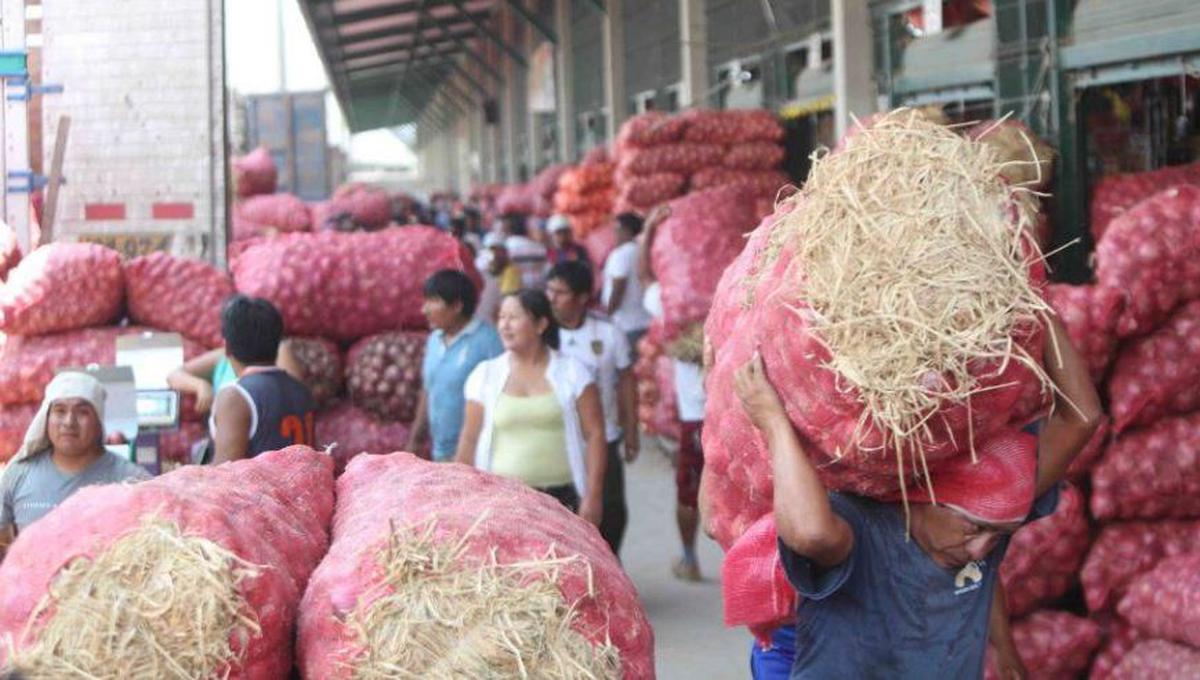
[135,389,179,428]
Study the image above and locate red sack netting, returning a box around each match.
[235,193,312,233]
[0,402,37,463]
[1090,619,1144,680]
[0,327,208,406]
[529,164,572,218]
[582,145,610,164]
[297,453,655,678]
[1094,184,1200,339]
[1118,553,1200,649]
[496,184,537,216]
[614,173,687,214]
[617,143,726,177]
[583,226,618,273]
[616,111,690,148]
[288,337,343,408]
[722,142,786,172]
[315,402,411,476]
[703,111,1050,549]
[346,331,427,423]
[1108,299,1200,433]
[967,119,1055,190]
[635,325,680,441]
[124,252,233,348]
[555,163,616,239]
[233,147,278,198]
[1090,161,1200,243]
[554,188,615,215]
[1091,411,1200,521]
[1000,485,1089,617]
[720,514,796,643]
[1081,520,1200,613]
[232,214,271,242]
[681,109,784,145]
[983,611,1101,680]
[0,243,124,336]
[0,446,334,678]
[689,168,790,197]
[328,183,392,231]
[1044,283,1124,383]
[651,185,763,345]
[232,227,479,341]
[1111,639,1200,679]
[0,221,21,281]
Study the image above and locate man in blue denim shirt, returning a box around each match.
[734,316,1101,679]
[407,270,504,461]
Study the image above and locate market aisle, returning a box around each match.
[621,439,749,680]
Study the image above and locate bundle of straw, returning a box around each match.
[761,108,1053,461]
[5,519,259,679]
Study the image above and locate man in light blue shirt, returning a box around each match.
[408,270,504,461]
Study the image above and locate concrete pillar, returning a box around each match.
[602,0,626,141]
[554,0,575,162]
[523,1,539,175]
[678,0,707,107]
[832,0,875,138]
[500,7,519,182]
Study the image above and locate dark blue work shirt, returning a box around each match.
[778,488,1059,679]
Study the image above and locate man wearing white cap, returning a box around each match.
[546,214,591,270]
[0,372,149,558]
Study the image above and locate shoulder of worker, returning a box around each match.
[550,351,595,389]
[584,311,620,334]
[99,452,152,483]
[0,451,43,493]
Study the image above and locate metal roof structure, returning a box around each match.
[299,0,584,132]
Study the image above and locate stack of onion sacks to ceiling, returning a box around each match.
[703,109,1054,628]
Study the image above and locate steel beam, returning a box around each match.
[427,19,505,84]
[342,27,475,61]
[503,0,556,43]
[450,0,528,68]
[346,46,464,75]
[447,58,488,96]
[337,11,491,47]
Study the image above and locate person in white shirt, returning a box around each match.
[546,260,638,556]
[603,213,654,354]
[456,290,608,526]
[502,214,550,290]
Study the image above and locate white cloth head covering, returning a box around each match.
[547,214,571,233]
[12,371,107,464]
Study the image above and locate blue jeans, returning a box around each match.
[749,625,796,679]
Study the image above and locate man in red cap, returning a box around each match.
[734,317,1101,679]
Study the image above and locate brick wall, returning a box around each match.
[40,0,225,259]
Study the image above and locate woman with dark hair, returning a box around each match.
[455,289,608,525]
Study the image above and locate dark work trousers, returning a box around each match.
[599,438,629,556]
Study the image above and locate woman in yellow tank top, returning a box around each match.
[456,290,609,526]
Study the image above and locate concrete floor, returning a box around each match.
[619,439,749,680]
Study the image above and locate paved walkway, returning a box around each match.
[620,439,749,679]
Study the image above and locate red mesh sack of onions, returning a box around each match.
[0,243,124,336]
[1090,161,1200,243]
[690,168,790,197]
[287,337,343,408]
[1044,282,1123,383]
[634,325,679,441]
[0,222,20,281]
[1000,485,1089,617]
[681,109,783,145]
[701,111,1050,548]
[614,173,686,213]
[325,183,393,231]
[1081,519,1200,613]
[651,185,763,343]
[0,402,37,463]
[616,111,690,148]
[124,252,234,348]
[296,453,655,678]
[1108,298,1200,433]
[1094,184,1200,339]
[983,611,1101,680]
[235,193,312,233]
[1089,619,1144,680]
[1118,553,1200,649]
[233,146,278,198]
[1090,411,1200,521]
[232,227,479,341]
[722,142,786,171]
[1110,639,1200,680]
[0,327,208,406]
[0,447,334,678]
[617,143,725,176]
[314,402,412,475]
[345,331,427,423]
